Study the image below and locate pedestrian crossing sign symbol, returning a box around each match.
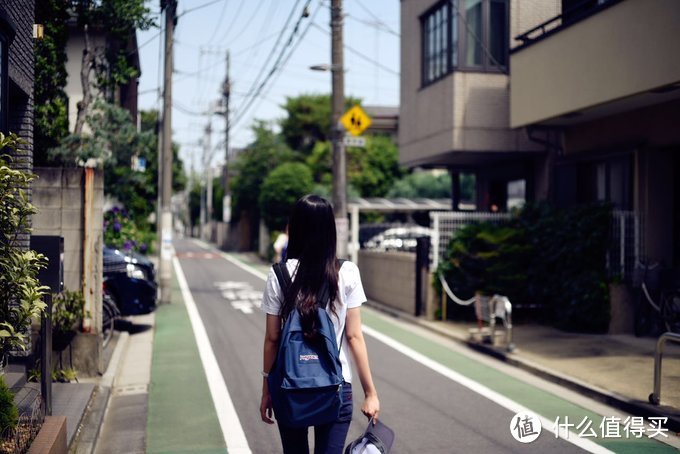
[340,105,372,136]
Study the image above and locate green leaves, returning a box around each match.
[259,163,314,231]
[437,203,612,333]
[0,137,49,357]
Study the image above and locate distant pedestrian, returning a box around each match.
[273,226,288,263]
[260,194,380,454]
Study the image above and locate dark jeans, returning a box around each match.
[278,383,353,454]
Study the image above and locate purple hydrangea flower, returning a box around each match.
[140,243,147,253]
[123,240,133,250]
[113,221,121,233]
[112,206,120,213]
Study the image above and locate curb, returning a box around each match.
[73,331,130,454]
[364,299,680,433]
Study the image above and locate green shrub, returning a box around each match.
[259,162,314,231]
[0,376,18,433]
[437,203,612,333]
[0,133,48,359]
[52,290,86,341]
[104,207,155,254]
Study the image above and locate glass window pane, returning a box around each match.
[434,9,441,77]
[465,0,483,66]
[490,1,507,67]
[441,5,448,72]
[428,15,435,80]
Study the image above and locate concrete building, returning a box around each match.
[400,0,559,211]
[510,0,680,269]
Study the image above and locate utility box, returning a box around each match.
[30,236,64,293]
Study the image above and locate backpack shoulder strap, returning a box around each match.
[272,262,292,294]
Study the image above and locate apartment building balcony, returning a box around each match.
[510,0,680,129]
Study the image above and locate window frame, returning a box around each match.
[421,0,509,87]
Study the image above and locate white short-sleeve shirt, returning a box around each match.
[260,259,366,383]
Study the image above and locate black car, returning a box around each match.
[103,246,157,315]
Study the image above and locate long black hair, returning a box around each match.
[280,195,340,340]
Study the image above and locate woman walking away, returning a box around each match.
[260,194,380,454]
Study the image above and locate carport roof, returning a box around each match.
[347,197,452,212]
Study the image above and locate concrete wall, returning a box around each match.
[511,0,680,127]
[358,250,416,314]
[32,167,104,376]
[399,0,554,167]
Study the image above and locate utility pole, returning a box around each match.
[159,0,176,304]
[331,0,348,258]
[204,121,213,240]
[221,51,231,198]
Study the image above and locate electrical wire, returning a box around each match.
[345,13,400,38]
[230,0,313,130]
[205,0,230,44]
[353,0,400,37]
[178,0,225,18]
[231,0,303,122]
[310,22,399,76]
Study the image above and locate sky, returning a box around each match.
[137,0,401,173]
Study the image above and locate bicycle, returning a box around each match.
[633,262,680,336]
[102,282,121,348]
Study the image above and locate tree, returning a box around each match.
[306,136,402,198]
[71,0,155,134]
[259,163,314,231]
[280,93,361,154]
[230,121,295,223]
[34,0,70,165]
[388,172,452,198]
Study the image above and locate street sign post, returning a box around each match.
[340,105,372,136]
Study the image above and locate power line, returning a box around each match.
[230,0,314,130]
[218,0,249,45]
[353,0,400,37]
[178,0,225,18]
[231,0,303,124]
[310,22,399,76]
[346,13,400,38]
[205,0,230,44]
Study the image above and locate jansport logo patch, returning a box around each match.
[299,354,319,362]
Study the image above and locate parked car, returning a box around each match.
[103,246,157,315]
[363,226,432,252]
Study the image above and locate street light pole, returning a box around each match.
[331,0,348,258]
[159,0,175,304]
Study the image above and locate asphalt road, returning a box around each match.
[172,237,667,454]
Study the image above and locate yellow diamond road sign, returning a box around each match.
[340,105,372,136]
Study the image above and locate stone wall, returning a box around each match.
[358,250,416,314]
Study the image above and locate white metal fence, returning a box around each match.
[429,211,512,269]
[430,209,642,281]
[609,210,642,282]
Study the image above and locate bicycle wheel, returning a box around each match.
[102,296,115,347]
[662,292,680,334]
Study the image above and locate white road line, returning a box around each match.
[362,325,614,454]
[173,256,252,454]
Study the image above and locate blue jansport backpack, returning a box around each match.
[269,261,345,428]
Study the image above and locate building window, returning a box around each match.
[421,0,508,86]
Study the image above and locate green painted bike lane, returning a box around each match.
[146,270,227,454]
[361,310,678,453]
